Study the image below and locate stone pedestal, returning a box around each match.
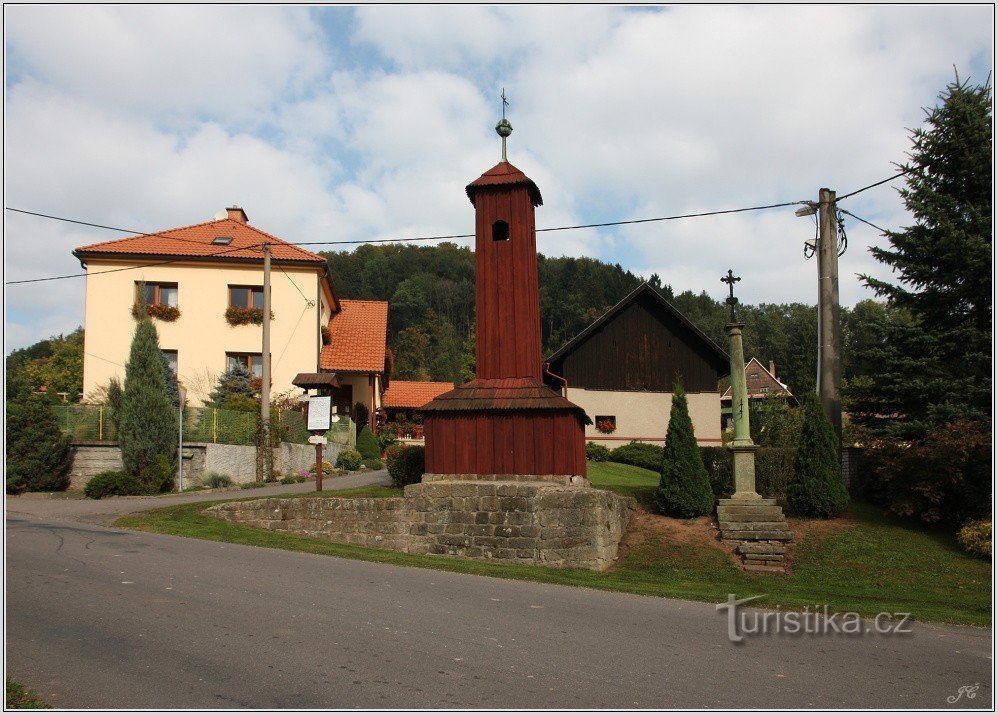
[717,496,792,573]
[728,443,759,499]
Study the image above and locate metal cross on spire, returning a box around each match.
[495,88,513,162]
[721,269,741,321]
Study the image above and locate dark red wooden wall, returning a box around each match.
[424,411,586,476]
[474,186,543,381]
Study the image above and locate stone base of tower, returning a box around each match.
[206,480,635,571]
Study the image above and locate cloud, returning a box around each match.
[3,5,993,351]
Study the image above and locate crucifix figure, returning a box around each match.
[721,269,741,321]
[496,88,513,162]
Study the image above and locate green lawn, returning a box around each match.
[114,462,991,626]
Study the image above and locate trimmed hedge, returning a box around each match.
[363,458,385,470]
[388,445,424,488]
[85,471,146,499]
[609,442,663,472]
[699,446,796,500]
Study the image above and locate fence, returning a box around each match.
[55,404,355,448]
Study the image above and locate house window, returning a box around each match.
[492,220,509,241]
[760,387,770,393]
[212,236,233,245]
[162,350,178,375]
[750,373,759,379]
[137,282,178,307]
[227,352,264,378]
[229,285,264,310]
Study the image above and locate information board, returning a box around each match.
[307,396,332,432]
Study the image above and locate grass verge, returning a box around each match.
[6,680,49,709]
[113,462,991,627]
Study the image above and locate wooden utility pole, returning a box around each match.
[817,188,843,442]
[259,242,274,482]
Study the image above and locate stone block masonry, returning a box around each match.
[716,497,792,573]
[206,480,636,571]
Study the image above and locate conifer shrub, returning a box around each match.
[118,319,177,489]
[84,471,146,499]
[609,441,663,472]
[356,426,381,460]
[585,442,611,462]
[144,454,174,492]
[335,449,363,471]
[388,445,424,487]
[5,373,72,493]
[786,393,849,518]
[653,384,714,517]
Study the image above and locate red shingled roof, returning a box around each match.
[466,161,543,207]
[382,381,455,409]
[320,299,389,373]
[73,216,326,264]
[420,377,590,423]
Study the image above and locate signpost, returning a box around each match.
[307,395,332,491]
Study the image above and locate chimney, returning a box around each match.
[226,206,248,224]
[769,360,777,377]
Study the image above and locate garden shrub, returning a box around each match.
[204,472,233,489]
[384,444,405,470]
[699,446,795,499]
[654,384,714,518]
[609,441,663,472]
[356,426,381,460]
[957,519,992,558]
[310,460,335,475]
[700,446,732,496]
[388,446,424,488]
[786,393,849,518]
[84,471,146,499]
[363,458,385,470]
[859,419,990,527]
[585,442,611,462]
[336,449,363,471]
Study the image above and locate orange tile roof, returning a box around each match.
[73,216,326,264]
[320,299,389,373]
[382,381,455,409]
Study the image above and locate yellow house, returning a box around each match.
[74,207,388,418]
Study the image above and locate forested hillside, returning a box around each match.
[323,242,886,396]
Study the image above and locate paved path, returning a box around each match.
[5,470,390,526]
[5,476,992,709]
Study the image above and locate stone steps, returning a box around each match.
[716,496,792,573]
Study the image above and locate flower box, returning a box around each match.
[132,302,180,322]
[225,306,275,326]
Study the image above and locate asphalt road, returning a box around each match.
[5,477,993,709]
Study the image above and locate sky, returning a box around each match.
[3,5,994,352]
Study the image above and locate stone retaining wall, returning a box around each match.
[206,480,635,571]
[69,442,324,488]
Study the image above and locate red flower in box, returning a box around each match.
[595,416,616,434]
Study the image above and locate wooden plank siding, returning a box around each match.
[550,289,725,393]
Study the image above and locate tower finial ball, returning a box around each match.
[495,118,513,138]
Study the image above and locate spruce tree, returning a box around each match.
[787,392,849,518]
[654,383,715,518]
[854,75,992,438]
[5,371,72,493]
[119,318,177,488]
[206,364,256,408]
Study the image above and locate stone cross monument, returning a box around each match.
[716,270,793,572]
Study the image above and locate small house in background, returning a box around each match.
[319,299,390,432]
[543,282,730,447]
[381,380,455,443]
[720,357,798,429]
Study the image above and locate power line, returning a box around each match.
[839,208,890,234]
[835,167,915,202]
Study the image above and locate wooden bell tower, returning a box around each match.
[421,107,589,481]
